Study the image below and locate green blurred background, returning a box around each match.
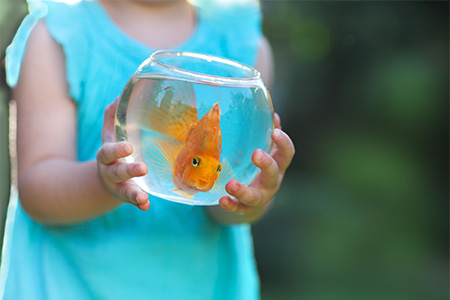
[0,1,448,299]
[253,2,448,300]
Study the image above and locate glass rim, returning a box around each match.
[148,50,262,84]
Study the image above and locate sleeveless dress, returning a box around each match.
[0,1,262,299]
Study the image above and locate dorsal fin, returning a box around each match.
[183,103,221,156]
[141,85,198,141]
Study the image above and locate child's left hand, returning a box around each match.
[218,113,295,215]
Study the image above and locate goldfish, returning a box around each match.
[143,86,232,198]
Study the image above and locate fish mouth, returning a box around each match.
[195,179,213,192]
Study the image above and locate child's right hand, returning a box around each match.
[96,99,150,211]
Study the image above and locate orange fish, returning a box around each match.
[143,86,232,198]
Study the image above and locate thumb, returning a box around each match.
[274,112,281,129]
[102,98,119,143]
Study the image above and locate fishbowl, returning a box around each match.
[115,51,274,205]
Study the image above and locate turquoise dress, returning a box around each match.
[0,1,262,299]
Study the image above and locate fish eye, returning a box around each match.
[192,156,201,167]
[217,164,222,173]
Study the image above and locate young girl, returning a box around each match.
[1,0,295,299]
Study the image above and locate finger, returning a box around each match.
[270,113,281,156]
[101,98,118,143]
[137,201,151,211]
[274,112,281,129]
[135,191,150,211]
[219,195,255,214]
[116,181,150,210]
[225,180,263,207]
[252,149,280,190]
[97,142,133,165]
[271,128,295,174]
[105,161,147,184]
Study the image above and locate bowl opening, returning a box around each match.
[150,51,261,82]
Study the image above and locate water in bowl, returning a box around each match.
[115,75,273,205]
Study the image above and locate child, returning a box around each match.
[1,0,295,299]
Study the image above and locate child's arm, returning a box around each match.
[14,21,148,225]
[207,38,295,225]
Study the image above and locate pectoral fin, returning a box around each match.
[144,138,182,179]
[211,158,235,193]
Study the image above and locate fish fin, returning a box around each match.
[171,188,195,199]
[183,103,221,156]
[217,158,235,183]
[211,158,235,193]
[144,138,182,178]
[141,85,198,141]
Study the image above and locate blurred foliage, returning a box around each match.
[0,0,28,262]
[253,1,448,300]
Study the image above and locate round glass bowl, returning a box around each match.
[115,51,274,205]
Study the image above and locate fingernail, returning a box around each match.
[255,149,264,163]
[223,197,236,211]
[121,143,131,155]
[229,182,238,193]
[135,164,143,174]
[273,128,282,140]
[222,198,231,208]
[136,193,148,205]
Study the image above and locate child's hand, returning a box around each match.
[218,113,295,214]
[96,99,150,211]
